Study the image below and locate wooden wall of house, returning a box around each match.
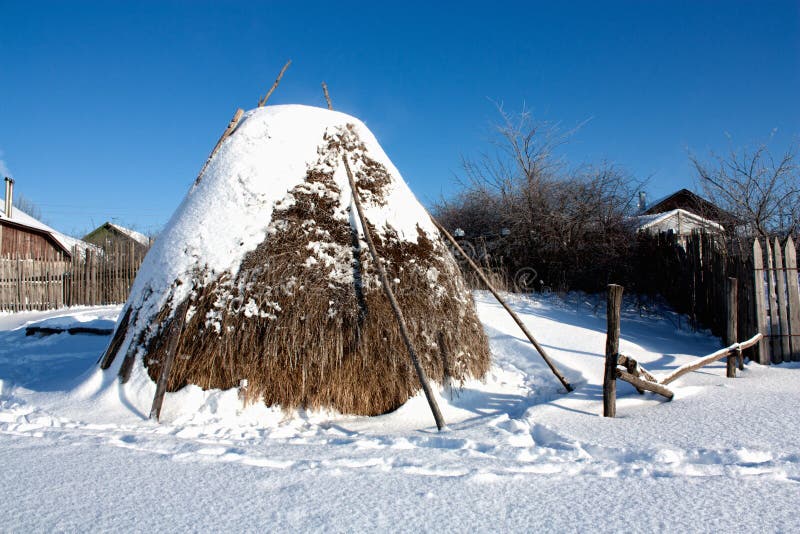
[0,223,66,260]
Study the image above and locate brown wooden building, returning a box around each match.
[1,178,77,260]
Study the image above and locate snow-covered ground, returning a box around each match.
[1,293,798,532]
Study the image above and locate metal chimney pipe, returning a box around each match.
[4,177,13,218]
[638,191,647,212]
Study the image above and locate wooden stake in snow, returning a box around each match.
[195,108,244,185]
[726,277,738,378]
[342,154,446,431]
[258,59,292,107]
[149,298,191,421]
[603,284,623,417]
[321,82,333,110]
[430,218,574,393]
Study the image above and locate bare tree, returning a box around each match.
[691,140,800,238]
[13,193,44,221]
[435,105,643,292]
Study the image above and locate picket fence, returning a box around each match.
[0,241,145,312]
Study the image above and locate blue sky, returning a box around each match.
[1,1,798,237]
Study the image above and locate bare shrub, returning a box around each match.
[434,105,642,293]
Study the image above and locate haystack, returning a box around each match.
[100,105,491,416]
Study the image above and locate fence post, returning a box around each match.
[604,284,623,418]
[784,237,800,362]
[752,240,769,364]
[726,277,738,378]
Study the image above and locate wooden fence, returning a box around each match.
[0,241,146,312]
[641,231,800,365]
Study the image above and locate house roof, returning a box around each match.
[634,208,725,233]
[0,199,94,254]
[643,188,732,223]
[84,222,150,248]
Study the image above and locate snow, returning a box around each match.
[634,208,725,234]
[1,292,799,531]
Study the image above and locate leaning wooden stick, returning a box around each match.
[258,59,292,107]
[342,154,446,431]
[659,333,763,386]
[194,108,244,185]
[321,82,333,110]
[616,369,674,400]
[431,219,574,393]
[149,298,191,421]
[98,307,132,369]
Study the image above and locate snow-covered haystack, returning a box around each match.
[101,105,490,416]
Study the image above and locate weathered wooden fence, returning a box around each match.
[641,231,800,365]
[0,241,146,312]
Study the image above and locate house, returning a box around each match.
[635,189,729,237]
[0,177,88,260]
[83,222,152,253]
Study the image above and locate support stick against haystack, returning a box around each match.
[258,59,292,107]
[149,298,191,421]
[194,108,245,185]
[321,82,333,110]
[430,218,574,393]
[342,155,446,431]
[98,307,132,369]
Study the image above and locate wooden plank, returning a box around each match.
[784,237,800,362]
[753,240,769,363]
[765,239,781,363]
[604,284,623,417]
[773,237,790,363]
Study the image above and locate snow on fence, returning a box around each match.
[0,241,145,312]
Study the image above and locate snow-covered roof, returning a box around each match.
[106,223,150,247]
[634,208,724,233]
[0,199,94,254]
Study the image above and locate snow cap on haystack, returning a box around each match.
[101,104,490,416]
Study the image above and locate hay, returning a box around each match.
[122,125,491,416]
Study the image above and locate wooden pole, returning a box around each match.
[321,82,333,110]
[342,154,446,431]
[660,333,762,385]
[258,59,292,107]
[149,298,190,421]
[430,218,574,392]
[99,307,132,369]
[726,277,738,378]
[616,369,674,400]
[604,284,623,417]
[194,108,245,185]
